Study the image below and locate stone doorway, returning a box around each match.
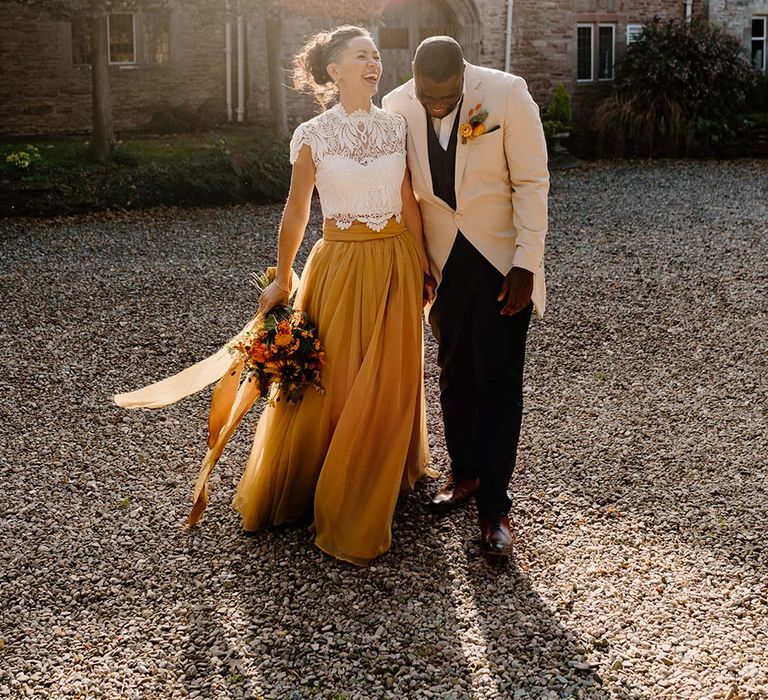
[376,0,481,98]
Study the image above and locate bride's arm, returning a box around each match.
[401,167,436,304]
[260,144,315,312]
[401,167,429,273]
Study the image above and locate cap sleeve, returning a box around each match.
[289,122,311,164]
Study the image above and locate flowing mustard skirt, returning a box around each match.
[115,218,432,566]
[234,219,432,565]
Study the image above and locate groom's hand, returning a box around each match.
[423,272,437,306]
[498,267,533,316]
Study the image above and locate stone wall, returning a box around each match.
[0,5,227,137]
[709,0,768,50]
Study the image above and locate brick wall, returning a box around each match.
[0,0,726,139]
[508,0,693,115]
[0,5,227,137]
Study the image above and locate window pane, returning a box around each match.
[598,26,614,79]
[109,13,135,63]
[753,41,765,71]
[71,18,91,64]
[577,26,592,80]
[627,24,643,45]
[753,18,766,39]
[143,11,171,64]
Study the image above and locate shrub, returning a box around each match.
[545,83,572,130]
[595,18,759,156]
[5,145,42,170]
[542,83,573,147]
[147,105,199,133]
[1,130,292,217]
[231,133,293,203]
[745,71,768,113]
[111,146,140,167]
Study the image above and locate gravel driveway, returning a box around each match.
[1,160,766,699]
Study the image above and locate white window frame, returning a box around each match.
[753,17,767,73]
[626,24,644,45]
[598,23,616,81]
[576,23,594,83]
[107,13,137,66]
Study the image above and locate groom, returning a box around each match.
[383,37,549,555]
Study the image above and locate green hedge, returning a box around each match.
[0,131,292,217]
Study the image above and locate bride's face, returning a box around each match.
[327,36,382,98]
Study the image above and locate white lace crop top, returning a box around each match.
[289,104,406,232]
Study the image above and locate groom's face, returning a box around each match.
[414,68,464,119]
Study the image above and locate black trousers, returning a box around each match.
[429,232,532,516]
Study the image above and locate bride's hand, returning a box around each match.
[423,272,437,307]
[259,281,290,314]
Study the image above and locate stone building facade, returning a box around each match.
[0,0,765,138]
[0,5,228,136]
[709,0,768,72]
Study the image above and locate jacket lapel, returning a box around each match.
[455,70,482,204]
[405,82,433,195]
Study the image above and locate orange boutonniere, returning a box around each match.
[459,103,489,144]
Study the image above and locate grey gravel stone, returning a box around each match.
[1,160,766,699]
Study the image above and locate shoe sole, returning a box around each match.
[429,490,479,513]
[429,498,474,514]
[480,537,514,557]
[481,545,513,557]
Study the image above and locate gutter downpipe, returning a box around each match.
[685,0,693,21]
[225,3,233,122]
[504,0,514,73]
[236,14,246,122]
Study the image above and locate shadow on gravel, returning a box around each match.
[175,490,624,699]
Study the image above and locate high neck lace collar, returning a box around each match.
[334,103,376,121]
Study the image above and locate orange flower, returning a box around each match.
[459,123,474,139]
[275,333,293,347]
[472,123,486,137]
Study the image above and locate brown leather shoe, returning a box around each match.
[479,514,515,556]
[430,477,480,513]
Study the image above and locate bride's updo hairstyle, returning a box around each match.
[293,25,373,109]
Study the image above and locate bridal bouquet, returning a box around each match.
[226,268,325,405]
[115,266,325,527]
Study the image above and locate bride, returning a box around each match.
[115,25,435,566]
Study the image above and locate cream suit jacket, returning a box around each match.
[382,63,549,317]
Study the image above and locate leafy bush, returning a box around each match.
[1,130,292,217]
[230,134,294,203]
[544,83,572,134]
[145,102,223,134]
[5,145,42,170]
[111,145,140,167]
[745,71,768,113]
[595,18,759,156]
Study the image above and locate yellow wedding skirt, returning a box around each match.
[115,217,433,566]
